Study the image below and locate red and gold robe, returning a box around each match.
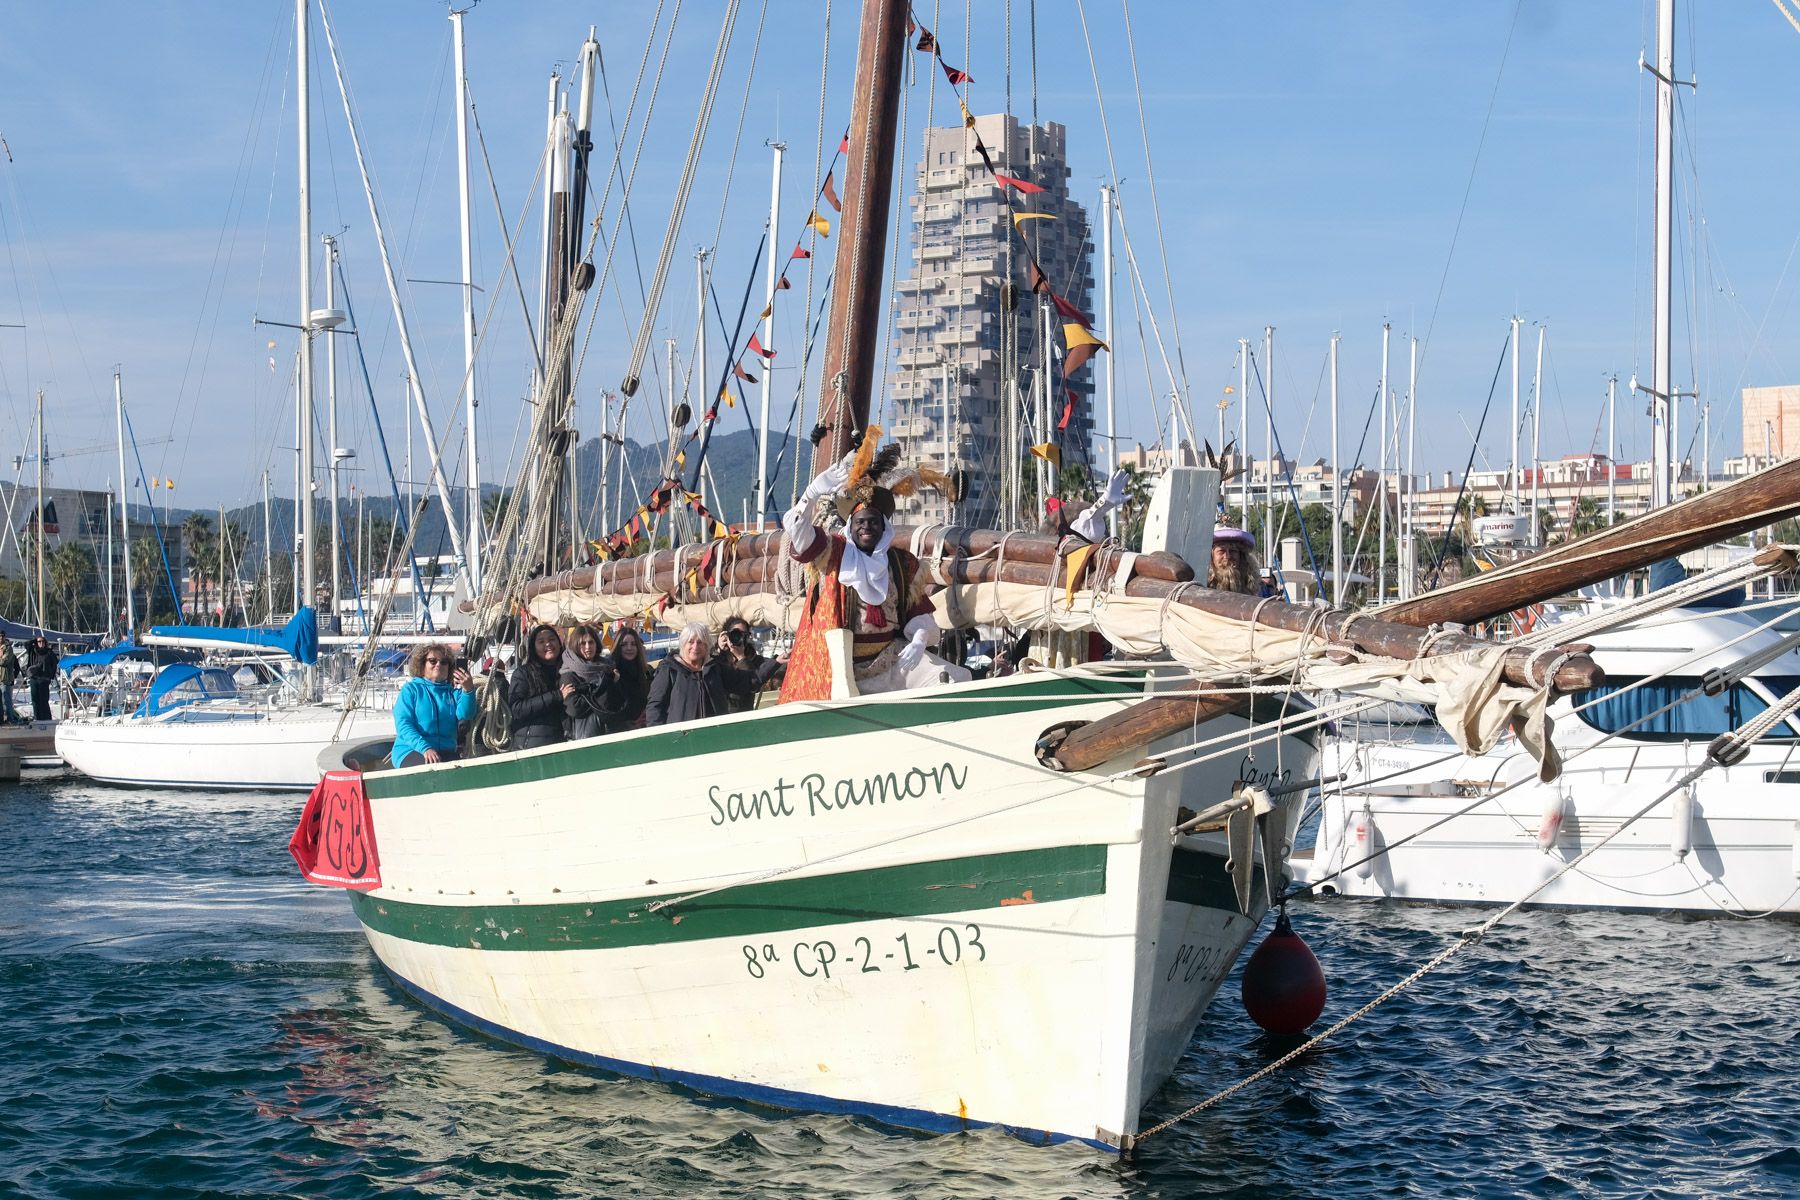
[778,534,933,703]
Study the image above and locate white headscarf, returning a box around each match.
[839,521,895,606]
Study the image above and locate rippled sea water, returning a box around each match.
[1,776,1795,1199]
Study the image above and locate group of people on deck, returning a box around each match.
[388,616,785,767]
[388,436,1262,768]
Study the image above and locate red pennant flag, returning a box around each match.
[733,362,758,384]
[906,17,916,35]
[822,171,842,213]
[941,61,972,86]
[776,274,792,290]
[839,131,850,152]
[916,28,937,53]
[994,172,1046,194]
[1059,386,1079,431]
[1052,292,1094,329]
[748,332,777,360]
[1027,260,1051,294]
[791,244,811,259]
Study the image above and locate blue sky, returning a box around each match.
[1,1,1798,515]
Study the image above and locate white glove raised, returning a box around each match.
[1102,467,1131,509]
[896,627,929,672]
[802,461,852,504]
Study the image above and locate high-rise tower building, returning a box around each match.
[887,113,1094,526]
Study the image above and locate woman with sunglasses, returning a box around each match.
[391,643,476,767]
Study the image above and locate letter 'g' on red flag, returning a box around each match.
[289,770,382,890]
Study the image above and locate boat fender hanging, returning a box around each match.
[1537,791,1567,851]
[1670,784,1695,862]
[1241,906,1327,1035]
[1351,801,1375,879]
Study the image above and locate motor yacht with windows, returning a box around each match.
[1298,602,1800,916]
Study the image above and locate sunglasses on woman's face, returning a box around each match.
[424,656,447,665]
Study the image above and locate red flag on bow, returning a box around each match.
[289,771,382,891]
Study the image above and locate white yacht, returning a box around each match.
[1299,602,1800,916]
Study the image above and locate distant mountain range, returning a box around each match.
[129,427,809,559]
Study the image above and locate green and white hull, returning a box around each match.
[349,670,1314,1148]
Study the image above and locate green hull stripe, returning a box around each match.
[1165,845,1267,911]
[352,844,1109,952]
[366,674,1140,800]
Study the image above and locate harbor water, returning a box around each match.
[2,777,1794,1199]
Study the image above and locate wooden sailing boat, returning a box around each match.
[289,0,1648,1147]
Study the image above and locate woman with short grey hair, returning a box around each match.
[644,622,752,727]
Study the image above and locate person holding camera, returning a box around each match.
[711,617,785,714]
[560,624,613,740]
[391,642,476,767]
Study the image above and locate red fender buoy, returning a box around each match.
[1241,907,1326,1035]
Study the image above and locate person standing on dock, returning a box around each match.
[23,636,56,722]
[0,634,18,725]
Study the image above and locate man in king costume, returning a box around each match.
[779,435,953,702]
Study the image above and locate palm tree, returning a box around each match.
[47,541,92,630]
[129,537,163,628]
[181,513,215,623]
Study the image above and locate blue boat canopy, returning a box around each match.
[59,640,150,670]
[135,664,242,718]
[146,607,319,664]
[0,616,101,647]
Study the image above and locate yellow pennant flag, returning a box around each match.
[1062,323,1109,376]
[959,98,976,129]
[1029,442,1062,468]
[759,304,773,320]
[1064,542,1098,606]
[809,211,831,237]
[1011,212,1056,229]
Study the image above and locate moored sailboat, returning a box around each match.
[293,0,1604,1147]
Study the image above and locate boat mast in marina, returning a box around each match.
[296,0,316,678]
[450,4,482,594]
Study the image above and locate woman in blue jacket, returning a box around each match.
[391,642,477,767]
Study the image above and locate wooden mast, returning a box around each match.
[810,0,910,474]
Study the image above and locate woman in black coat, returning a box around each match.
[509,624,571,750]
[560,624,613,741]
[645,622,742,728]
[600,627,650,734]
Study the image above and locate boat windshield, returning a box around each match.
[1574,674,1800,741]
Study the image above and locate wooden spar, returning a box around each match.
[811,0,909,474]
[1382,457,1800,627]
[929,554,1600,693]
[1036,695,1250,774]
[1042,458,1800,773]
[519,526,1196,603]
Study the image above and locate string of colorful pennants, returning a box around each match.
[907,8,1109,447]
[588,8,1110,562]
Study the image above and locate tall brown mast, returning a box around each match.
[810,0,910,476]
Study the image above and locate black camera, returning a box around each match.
[726,628,747,646]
